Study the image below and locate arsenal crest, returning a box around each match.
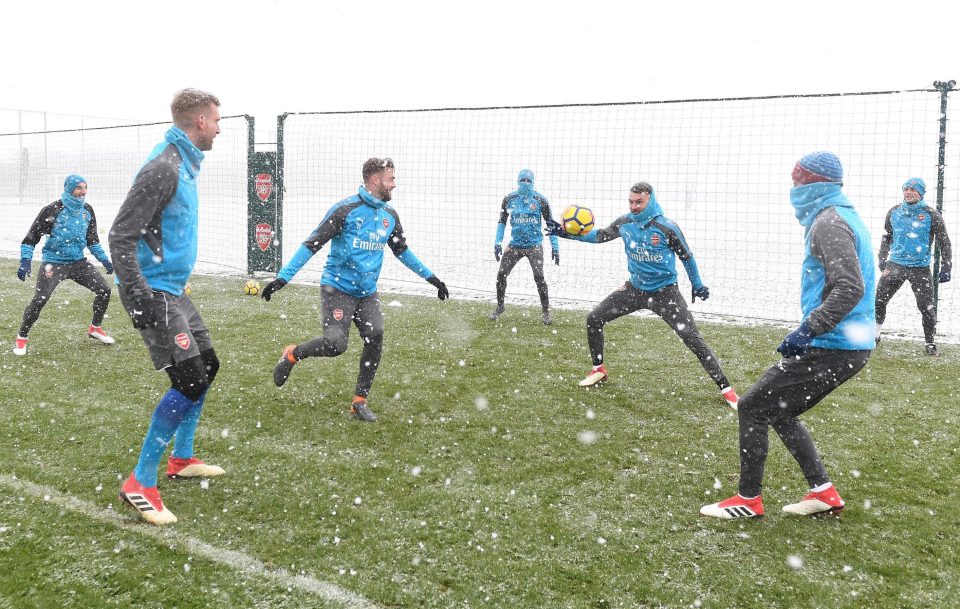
[919,214,926,221]
[382,217,389,229]
[255,223,273,252]
[333,308,344,321]
[650,234,661,246]
[255,173,273,203]
[175,332,191,350]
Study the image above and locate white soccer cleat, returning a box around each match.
[88,325,116,344]
[700,494,765,519]
[13,336,28,356]
[119,473,177,525]
[782,486,844,517]
[167,457,226,479]
[579,365,608,387]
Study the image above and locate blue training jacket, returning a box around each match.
[878,200,952,272]
[110,127,205,298]
[277,185,433,298]
[791,182,876,350]
[569,189,704,292]
[495,174,559,251]
[20,192,110,266]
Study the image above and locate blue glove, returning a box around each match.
[494,245,502,262]
[691,286,709,302]
[551,249,560,265]
[777,321,815,358]
[17,258,31,281]
[544,219,565,238]
[939,271,951,283]
[102,259,114,275]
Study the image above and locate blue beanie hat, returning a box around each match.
[792,151,843,185]
[64,174,87,195]
[518,169,534,184]
[903,177,926,198]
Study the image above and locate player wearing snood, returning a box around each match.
[702,151,875,520]
[546,182,738,408]
[13,174,114,356]
[875,177,952,354]
[261,157,449,422]
[491,169,559,324]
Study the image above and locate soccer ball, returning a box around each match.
[561,205,595,236]
[244,280,261,296]
[184,282,192,296]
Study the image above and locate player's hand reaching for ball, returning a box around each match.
[261,278,287,301]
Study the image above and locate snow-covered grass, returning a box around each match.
[1,263,958,608]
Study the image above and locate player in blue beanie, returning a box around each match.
[875,177,952,354]
[702,151,875,520]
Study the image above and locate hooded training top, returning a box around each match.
[276,185,433,298]
[566,190,704,292]
[790,182,876,350]
[495,172,560,251]
[878,199,952,272]
[20,194,110,266]
[109,126,205,300]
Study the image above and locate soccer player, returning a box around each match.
[13,175,115,356]
[875,177,952,355]
[490,169,559,324]
[701,151,875,520]
[110,89,225,525]
[545,181,739,409]
[261,157,449,422]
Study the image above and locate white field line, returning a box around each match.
[0,474,381,609]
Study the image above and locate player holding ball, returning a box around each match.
[545,181,739,409]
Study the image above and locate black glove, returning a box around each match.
[17,258,31,281]
[102,259,114,275]
[427,275,449,300]
[494,245,502,262]
[129,294,166,330]
[551,249,560,266]
[261,278,287,301]
[878,259,887,272]
[777,321,815,358]
[544,219,567,238]
[691,286,710,302]
[939,271,951,283]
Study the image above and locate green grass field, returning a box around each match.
[1,259,958,608]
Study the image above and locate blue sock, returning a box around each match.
[171,391,206,459]
[133,389,193,487]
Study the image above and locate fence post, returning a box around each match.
[932,79,956,317]
[275,113,288,271]
[246,114,281,275]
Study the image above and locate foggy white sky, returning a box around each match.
[2,0,957,140]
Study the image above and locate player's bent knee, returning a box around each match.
[166,355,210,401]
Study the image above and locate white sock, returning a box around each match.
[811,482,833,493]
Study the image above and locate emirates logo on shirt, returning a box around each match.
[175,332,191,350]
[333,308,344,321]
